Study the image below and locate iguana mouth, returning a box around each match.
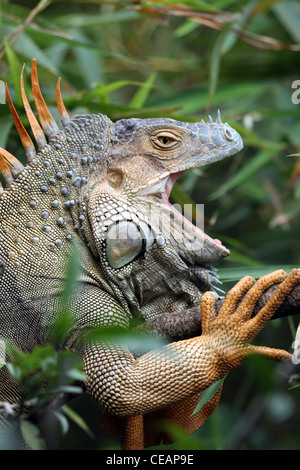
[160,171,230,260]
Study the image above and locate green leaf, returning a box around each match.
[218,265,297,282]
[130,71,158,110]
[65,367,86,382]
[174,19,199,38]
[52,410,69,435]
[6,362,22,381]
[71,29,104,88]
[20,420,46,450]
[86,325,167,354]
[4,37,22,106]
[62,405,95,439]
[55,10,139,28]
[192,374,228,416]
[209,151,272,201]
[12,31,58,75]
[273,1,300,43]
[145,0,218,12]
[0,121,13,148]
[207,23,233,109]
[61,247,80,308]
[54,385,83,395]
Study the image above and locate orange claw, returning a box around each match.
[56,77,70,126]
[5,83,36,160]
[31,58,59,137]
[200,269,300,368]
[21,64,47,149]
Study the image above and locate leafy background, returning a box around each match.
[1,0,300,450]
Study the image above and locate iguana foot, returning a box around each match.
[200,269,300,368]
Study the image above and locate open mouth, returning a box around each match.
[157,171,230,261]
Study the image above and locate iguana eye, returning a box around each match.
[158,136,171,145]
[152,131,180,150]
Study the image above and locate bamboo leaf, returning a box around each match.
[273,1,300,43]
[218,266,297,282]
[62,405,95,439]
[192,374,228,416]
[55,10,139,28]
[4,37,22,106]
[208,151,271,200]
[130,71,158,110]
[20,420,46,450]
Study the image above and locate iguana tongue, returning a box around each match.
[165,171,184,198]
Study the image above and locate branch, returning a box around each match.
[149,283,300,341]
[0,0,51,61]
[133,3,300,52]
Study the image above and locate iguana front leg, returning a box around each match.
[81,269,298,448]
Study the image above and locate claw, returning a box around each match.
[21,64,47,149]
[247,269,300,337]
[5,83,36,160]
[31,59,59,137]
[200,291,216,334]
[245,344,292,362]
[235,269,287,323]
[56,77,70,126]
[220,276,255,317]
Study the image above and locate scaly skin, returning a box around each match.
[0,61,297,450]
[84,270,295,417]
[95,269,298,449]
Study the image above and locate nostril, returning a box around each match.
[225,128,234,141]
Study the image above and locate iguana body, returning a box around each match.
[0,61,297,449]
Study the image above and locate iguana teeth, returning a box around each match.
[31,59,60,137]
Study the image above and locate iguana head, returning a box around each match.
[108,115,242,193]
[91,114,242,264]
[87,114,243,315]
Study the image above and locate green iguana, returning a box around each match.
[0,60,299,450]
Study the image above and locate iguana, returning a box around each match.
[0,60,299,450]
